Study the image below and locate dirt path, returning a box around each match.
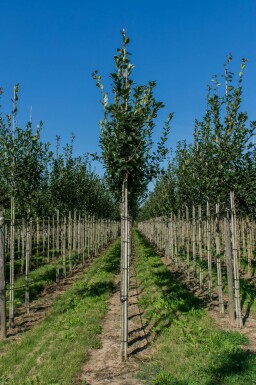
[79,267,151,385]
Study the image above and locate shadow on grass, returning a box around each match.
[9,265,58,309]
[135,232,204,336]
[240,278,256,323]
[206,349,256,385]
[136,232,256,385]
[152,350,256,385]
[53,242,121,313]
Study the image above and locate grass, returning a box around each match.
[7,263,58,308]
[0,239,121,385]
[133,230,256,385]
[6,247,92,310]
[164,244,256,319]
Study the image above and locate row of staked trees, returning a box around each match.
[0,86,119,220]
[138,55,256,220]
[137,56,256,329]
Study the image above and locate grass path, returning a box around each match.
[133,230,256,385]
[0,239,121,385]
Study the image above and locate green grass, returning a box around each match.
[6,248,92,310]
[0,239,121,385]
[7,263,58,308]
[134,230,256,385]
[166,244,256,319]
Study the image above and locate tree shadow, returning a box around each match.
[206,349,256,385]
[135,233,206,340]
[240,278,256,323]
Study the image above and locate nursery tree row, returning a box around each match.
[0,86,119,220]
[139,192,256,328]
[138,56,256,330]
[138,55,256,221]
[0,208,120,339]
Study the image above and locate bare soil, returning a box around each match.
[78,267,152,385]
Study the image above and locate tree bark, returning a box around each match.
[0,209,6,339]
[215,203,224,313]
[224,201,235,322]
[9,195,15,329]
[230,191,242,327]
[120,176,129,360]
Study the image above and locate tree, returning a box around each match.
[93,30,172,359]
[0,85,51,218]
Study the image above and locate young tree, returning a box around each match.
[93,30,172,359]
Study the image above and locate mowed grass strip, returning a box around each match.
[0,239,121,385]
[7,263,58,309]
[134,230,256,385]
[8,250,88,310]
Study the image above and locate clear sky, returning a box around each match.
[1,0,255,174]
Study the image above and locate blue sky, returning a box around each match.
[1,0,255,174]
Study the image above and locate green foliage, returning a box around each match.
[93,30,172,212]
[0,87,119,219]
[138,56,256,219]
[45,135,119,218]
[138,161,177,220]
[0,85,51,217]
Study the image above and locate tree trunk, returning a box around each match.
[120,176,129,361]
[68,211,72,273]
[215,203,224,313]
[9,195,15,329]
[198,205,204,290]
[56,209,60,283]
[192,204,196,278]
[206,201,212,299]
[230,192,242,328]
[0,209,6,339]
[25,217,31,314]
[224,200,235,322]
[186,206,190,280]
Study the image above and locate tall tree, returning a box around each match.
[93,30,172,359]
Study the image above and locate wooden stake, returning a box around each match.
[0,209,6,339]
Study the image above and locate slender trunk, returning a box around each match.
[42,218,45,258]
[63,217,67,278]
[47,217,50,263]
[0,209,6,339]
[186,206,190,280]
[215,203,224,313]
[36,217,39,266]
[121,176,129,360]
[68,211,72,273]
[192,204,196,278]
[198,205,204,290]
[52,215,55,260]
[206,201,212,299]
[21,218,25,274]
[170,213,174,262]
[230,192,242,328]
[56,210,60,283]
[9,195,15,329]
[25,217,31,314]
[224,200,235,322]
